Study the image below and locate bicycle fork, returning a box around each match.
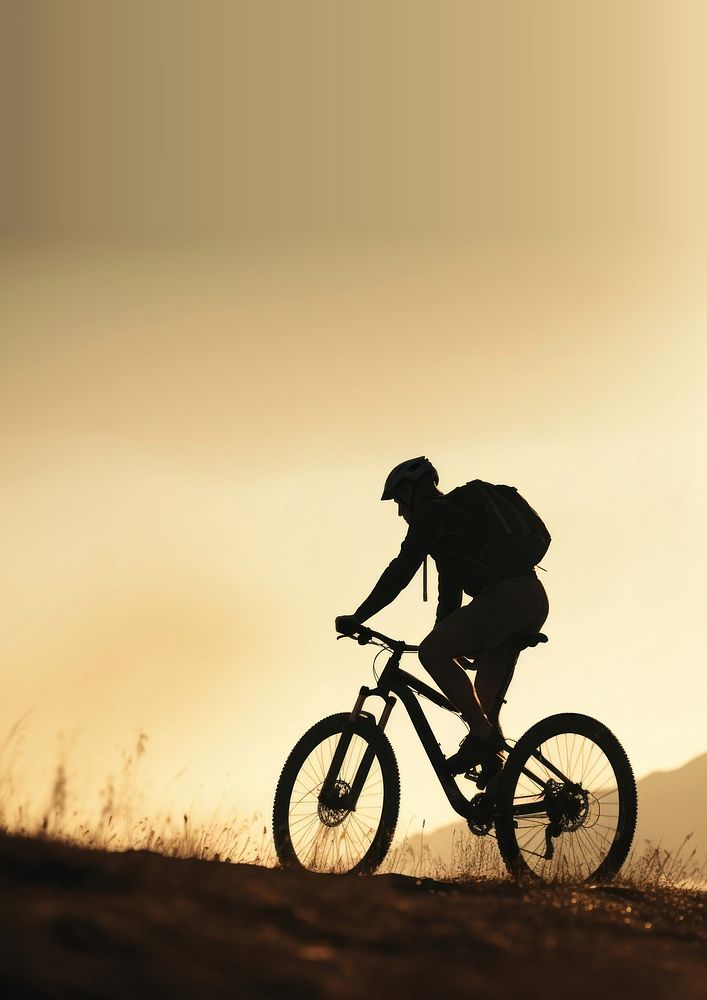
[319,686,396,812]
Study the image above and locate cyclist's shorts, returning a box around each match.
[454,573,549,653]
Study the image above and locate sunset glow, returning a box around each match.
[2,2,706,842]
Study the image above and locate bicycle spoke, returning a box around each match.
[284,728,387,873]
[504,727,627,882]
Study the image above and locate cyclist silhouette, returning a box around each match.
[336,457,550,786]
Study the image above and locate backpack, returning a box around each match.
[446,480,551,576]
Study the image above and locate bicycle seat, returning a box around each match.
[511,632,548,650]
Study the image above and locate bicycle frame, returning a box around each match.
[321,629,571,824]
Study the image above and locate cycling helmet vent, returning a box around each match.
[381,456,439,501]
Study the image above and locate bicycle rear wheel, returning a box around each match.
[495,713,637,883]
[273,713,400,874]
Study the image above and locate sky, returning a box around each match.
[1,2,706,838]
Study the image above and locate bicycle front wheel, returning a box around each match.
[272,713,400,874]
[495,713,637,883]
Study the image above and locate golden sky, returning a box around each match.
[1,2,706,836]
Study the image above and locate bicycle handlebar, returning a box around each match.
[337,625,419,654]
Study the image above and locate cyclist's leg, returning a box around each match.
[418,616,495,738]
[475,643,516,728]
[419,574,549,738]
[475,576,549,724]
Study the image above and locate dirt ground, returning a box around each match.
[0,833,705,999]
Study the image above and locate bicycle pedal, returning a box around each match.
[462,765,484,785]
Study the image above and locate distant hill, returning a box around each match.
[419,751,707,869]
[635,752,707,854]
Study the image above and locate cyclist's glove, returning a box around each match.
[335,614,364,638]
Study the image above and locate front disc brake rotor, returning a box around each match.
[318,779,352,827]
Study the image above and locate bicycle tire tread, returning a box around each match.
[272,713,400,874]
[494,712,637,883]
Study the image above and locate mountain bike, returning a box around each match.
[272,626,637,882]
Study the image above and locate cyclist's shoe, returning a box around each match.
[446,728,505,777]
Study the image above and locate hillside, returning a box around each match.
[636,752,707,853]
[0,832,705,998]
[423,751,707,872]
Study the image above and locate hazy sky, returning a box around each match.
[2,2,706,837]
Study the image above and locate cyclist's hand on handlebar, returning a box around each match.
[335,615,372,644]
[335,614,361,636]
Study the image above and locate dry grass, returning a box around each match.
[383,816,707,891]
[621,834,707,891]
[0,723,276,866]
[1,719,704,890]
[385,825,707,890]
[383,819,505,882]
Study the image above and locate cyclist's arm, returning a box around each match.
[353,507,439,623]
[436,572,463,623]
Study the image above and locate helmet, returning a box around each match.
[381,456,439,501]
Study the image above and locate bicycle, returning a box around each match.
[272,626,637,882]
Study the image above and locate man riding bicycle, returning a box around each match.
[335,457,550,786]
